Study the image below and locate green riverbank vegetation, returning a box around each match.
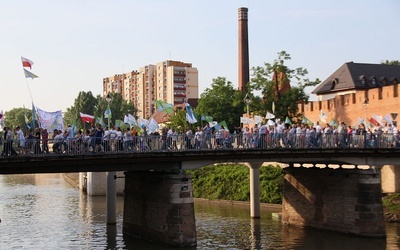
[185,164,284,204]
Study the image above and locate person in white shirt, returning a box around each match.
[393,125,399,147]
[195,127,203,149]
[171,129,178,150]
[123,127,133,151]
[15,126,26,155]
[314,121,322,147]
[185,128,193,149]
[103,127,111,152]
[116,127,123,151]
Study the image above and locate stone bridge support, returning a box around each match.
[381,165,400,193]
[80,172,125,196]
[244,162,263,218]
[123,171,196,247]
[282,167,386,237]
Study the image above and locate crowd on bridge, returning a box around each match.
[1,120,399,157]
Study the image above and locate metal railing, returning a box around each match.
[0,132,399,158]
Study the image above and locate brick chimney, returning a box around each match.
[238,7,249,93]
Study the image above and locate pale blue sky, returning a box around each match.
[1,0,399,113]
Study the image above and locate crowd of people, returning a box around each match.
[1,120,399,157]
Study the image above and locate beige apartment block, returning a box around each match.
[103,60,198,119]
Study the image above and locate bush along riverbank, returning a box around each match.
[186,164,400,222]
[383,193,400,222]
[185,164,284,204]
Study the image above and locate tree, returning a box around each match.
[381,60,400,65]
[249,51,320,121]
[168,109,190,132]
[64,91,97,128]
[196,77,245,129]
[64,91,137,130]
[3,108,32,133]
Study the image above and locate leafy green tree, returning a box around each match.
[168,109,191,133]
[64,91,137,130]
[381,60,400,65]
[3,108,32,133]
[196,77,245,129]
[249,51,320,121]
[64,91,97,129]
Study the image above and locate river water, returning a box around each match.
[0,174,399,249]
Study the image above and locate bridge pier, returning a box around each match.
[80,172,125,196]
[123,171,196,247]
[381,165,400,193]
[245,162,263,218]
[282,167,386,237]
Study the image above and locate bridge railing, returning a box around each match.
[0,132,398,157]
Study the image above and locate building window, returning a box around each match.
[360,75,366,85]
[331,78,338,90]
[378,87,383,100]
[394,83,399,97]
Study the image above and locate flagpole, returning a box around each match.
[24,74,37,130]
[24,76,35,105]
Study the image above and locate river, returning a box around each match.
[0,174,399,249]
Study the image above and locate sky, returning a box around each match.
[1,0,399,113]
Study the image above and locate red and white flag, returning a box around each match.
[21,56,34,69]
[79,112,94,123]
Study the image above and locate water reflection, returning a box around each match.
[0,174,400,249]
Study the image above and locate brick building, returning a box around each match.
[299,62,400,127]
[103,60,198,119]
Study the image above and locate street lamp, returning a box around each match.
[105,92,116,225]
[106,93,112,128]
[362,98,369,127]
[244,93,251,122]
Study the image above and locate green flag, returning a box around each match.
[219,120,228,130]
[285,116,292,125]
[104,105,112,119]
[155,100,174,115]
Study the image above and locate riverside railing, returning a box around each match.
[0,132,399,157]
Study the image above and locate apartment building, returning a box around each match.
[103,60,198,118]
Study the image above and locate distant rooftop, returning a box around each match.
[312,62,400,95]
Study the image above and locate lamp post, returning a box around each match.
[106,93,112,128]
[105,92,116,225]
[362,98,369,127]
[244,93,251,124]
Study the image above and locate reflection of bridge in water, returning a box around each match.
[0,134,398,247]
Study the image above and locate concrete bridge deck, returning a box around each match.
[0,147,399,174]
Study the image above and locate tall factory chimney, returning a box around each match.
[238,7,249,93]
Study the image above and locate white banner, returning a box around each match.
[37,107,64,131]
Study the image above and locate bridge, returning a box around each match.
[0,134,398,247]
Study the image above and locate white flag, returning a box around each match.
[267,119,275,126]
[138,118,149,128]
[185,102,197,124]
[209,121,218,127]
[254,115,263,125]
[265,112,275,119]
[147,118,159,133]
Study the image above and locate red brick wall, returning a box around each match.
[300,86,400,126]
